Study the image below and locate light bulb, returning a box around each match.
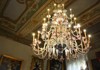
[54,3,56,6]
[63,13,66,16]
[62,4,64,7]
[47,15,51,18]
[70,8,72,11]
[54,13,57,16]
[73,26,77,29]
[70,14,73,18]
[43,18,46,21]
[74,17,76,21]
[32,33,35,36]
[68,24,71,28]
[38,31,40,33]
[77,24,81,28]
[88,34,91,38]
[83,29,86,32]
[47,9,50,11]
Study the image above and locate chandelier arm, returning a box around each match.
[32,42,48,56]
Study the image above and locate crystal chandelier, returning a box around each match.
[32,4,91,60]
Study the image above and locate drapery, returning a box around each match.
[66,55,87,70]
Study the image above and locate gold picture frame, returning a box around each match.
[0,55,22,70]
[30,56,44,70]
[47,59,66,70]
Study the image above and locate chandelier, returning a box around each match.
[32,3,91,60]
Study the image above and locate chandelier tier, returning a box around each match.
[32,4,91,60]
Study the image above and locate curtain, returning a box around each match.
[66,55,87,70]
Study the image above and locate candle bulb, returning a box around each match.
[70,14,73,18]
[47,9,50,15]
[54,3,56,7]
[32,33,35,40]
[74,17,77,24]
[62,4,64,9]
[83,29,86,37]
[77,24,81,35]
[34,39,37,44]
[88,34,91,42]
[37,31,40,39]
[54,3,57,10]
[58,4,60,8]
[32,33,35,36]
[43,18,46,23]
[47,9,50,22]
[77,24,81,28]
[53,47,55,56]
[88,34,91,38]
[88,34,91,43]
[32,33,35,48]
[70,8,72,13]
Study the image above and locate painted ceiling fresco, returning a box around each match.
[0,0,47,32]
[0,0,100,49]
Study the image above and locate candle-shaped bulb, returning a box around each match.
[32,33,35,36]
[70,14,73,18]
[58,4,60,8]
[54,13,57,16]
[70,14,74,18]
[47,9,50,12]
[63,13,66,17]
[43,18,46,22]
[38,31,40,34]
[34,39,37,43]
[68,24,71,28]
[74,17,77,21]
[62,4,64,7]
[62,4,64,8]
[73,25,77,29]
[83,29,86,32]
[54,3,56,6]
[88,34,91,38]
[70,8,72,12]
[77,24,81,28]
[47,15,51,18]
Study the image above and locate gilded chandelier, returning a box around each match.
[32,4,91,60]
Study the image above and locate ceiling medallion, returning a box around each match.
[31,3,92,61]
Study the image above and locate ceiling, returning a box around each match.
[0,0,100,49]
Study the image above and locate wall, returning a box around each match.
[0,36,33,70]
[88,48,100,70]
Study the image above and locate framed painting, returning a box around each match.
[0,55,22,70]
[91,51,100,70]
[95,51,100,58]
[91,59,100,70]
[30,56,44,70]
[47,59,66,70]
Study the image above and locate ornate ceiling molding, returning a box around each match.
[79,2,100,27]
[0,0,48,32]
